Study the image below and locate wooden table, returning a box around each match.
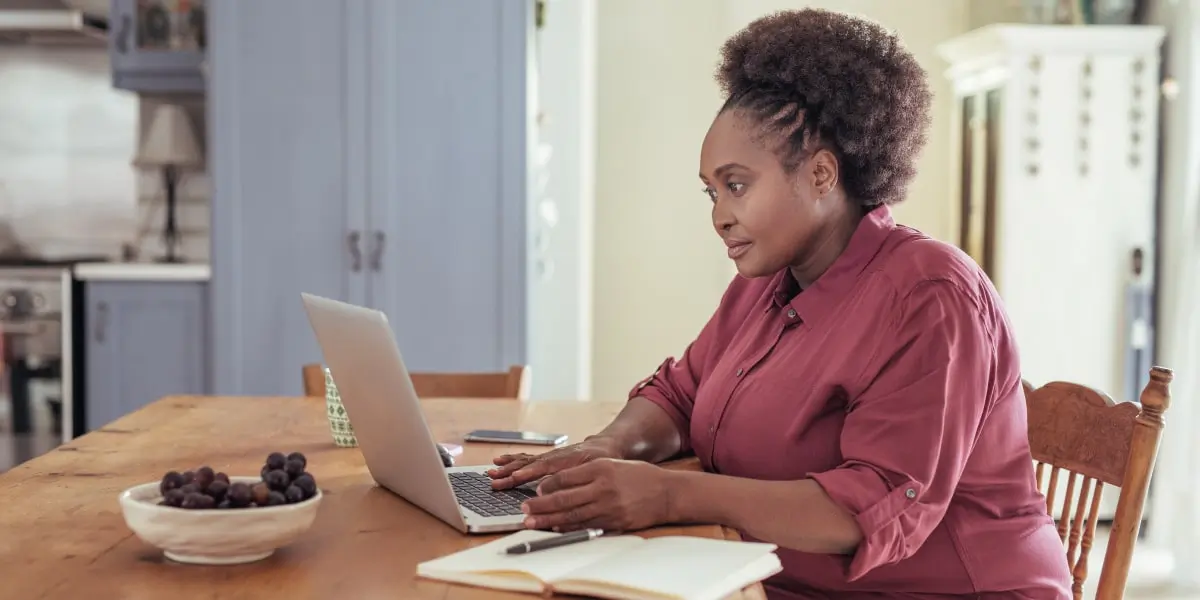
[0,395,767,599]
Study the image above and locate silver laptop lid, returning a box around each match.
[299,292,468,532]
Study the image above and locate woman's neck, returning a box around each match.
[788,204,865,289]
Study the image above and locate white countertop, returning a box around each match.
[72,262,211,282]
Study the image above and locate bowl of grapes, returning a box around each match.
[118,451,323,565]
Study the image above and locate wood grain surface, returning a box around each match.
[0,395,767,600]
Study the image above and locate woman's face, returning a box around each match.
[699,109,841,279]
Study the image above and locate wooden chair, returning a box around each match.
[1024,366,1173,600]
[301,363,531,400]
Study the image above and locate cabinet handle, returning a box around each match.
[94,302,109,344]
[369,231,386,271]
[115,14,132,53]
[347,231,363,272]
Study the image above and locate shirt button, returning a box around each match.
[735,368,744,377]
[709,426,715,434]
[905,488,917,499]
[786,308,797,319]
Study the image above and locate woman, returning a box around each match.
[489,9,1071,599]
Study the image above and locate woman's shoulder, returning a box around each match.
[874,224,997,303]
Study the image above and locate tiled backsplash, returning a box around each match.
[0,46,210,262]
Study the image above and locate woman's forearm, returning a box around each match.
[587,397,683,464]
[665,470,862,554]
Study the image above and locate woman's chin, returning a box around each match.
[732,257,773,279]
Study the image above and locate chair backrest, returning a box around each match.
[301,363,531,400]
[1023,366,1172,599]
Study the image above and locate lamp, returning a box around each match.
[134,103,203,263]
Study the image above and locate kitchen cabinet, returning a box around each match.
[80,280,208,432]
[207,0,533,396]
[109,0,207,94]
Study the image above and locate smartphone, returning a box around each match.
[463,429,568,446]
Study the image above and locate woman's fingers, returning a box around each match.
[522,480,597,516]
[522,486,606,530]
[492,453,535,467]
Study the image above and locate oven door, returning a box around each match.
[1,322,65,472]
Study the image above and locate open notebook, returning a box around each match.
[416,529,782,600]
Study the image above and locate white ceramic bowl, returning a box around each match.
[118,476,323,565]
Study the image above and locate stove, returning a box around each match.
[1,267,68,363]
[0,255,107,471]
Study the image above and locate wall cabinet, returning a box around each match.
[76,280,209,433]
[109,0,207,94]
[207,0,533,396]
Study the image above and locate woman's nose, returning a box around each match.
[712,199,735,232]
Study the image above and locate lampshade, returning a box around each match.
[134,104,203,168]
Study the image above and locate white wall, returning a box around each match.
[525,0,597,401]
[591,0,973,400]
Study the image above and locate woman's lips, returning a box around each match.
[726,241,751,259]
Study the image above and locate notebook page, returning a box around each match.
[417,530,645,583]
[555,535,779,600]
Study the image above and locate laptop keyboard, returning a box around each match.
[449,471,536,517]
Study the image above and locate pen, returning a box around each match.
[503,528,606,555]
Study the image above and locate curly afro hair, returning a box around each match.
[716,9,932,207]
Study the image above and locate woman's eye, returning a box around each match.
[728,182,746,195]
[702,187,717,202]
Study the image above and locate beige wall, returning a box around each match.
[591,0,733,400]
[591,1,976,400]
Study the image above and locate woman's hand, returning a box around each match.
[519,458,675,532]
[488,437,622,490]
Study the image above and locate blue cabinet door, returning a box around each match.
[207,0,368,396]
[84,281,208,431]
[208,0,532,395]
[364,0,532,372]
[109,0,207,93]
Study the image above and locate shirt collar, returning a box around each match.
[772,203,896,324]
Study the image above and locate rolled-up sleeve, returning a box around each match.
[807,279,996,580]
[628,350,705,453]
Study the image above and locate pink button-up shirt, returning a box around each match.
[632,205,1071,599]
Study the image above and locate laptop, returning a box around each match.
[300,292,535,534]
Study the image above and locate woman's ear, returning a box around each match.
[809,148,839,197]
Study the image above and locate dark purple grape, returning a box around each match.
[178,482,201,496]
[159,471,185,495]
[260,464,270,480]
[284,458,305,480]
[181,492,214,509]
[181,470,195,484]
[157,500,169,506]
[163,488,187,507]
[284,484,305,503]
[194,466,215,491]
[266,491,287,506]
[292,474,317,498]
[217,499,232,509]
[227,482,253,507]
[286,452,307,469]
[214,472,230,484]
[264,469,290,491]
[207,479,229,503]
[251,482,271,506]
[265,452,287,471]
